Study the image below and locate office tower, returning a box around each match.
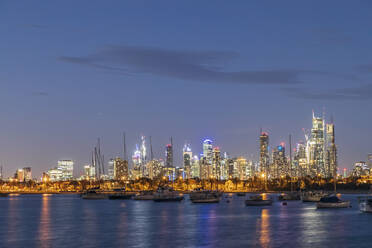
[246,160,254,178]
[57,160,74,180]
[236,157,248,180]
[259,132,269,177]
[114,157,129,180]
[351,161,369,177]
[272,143,287,178]
[23,167,32,181]
[183,144,192,179]
[191,155,200,178]
[227,158,235,179]
[132,145,142,178]
[140,135,147,176]
[107,159,114,179]
[16,169,25,182]
[147,160,163,179]
[294,142,307,177]
[84,164,96,179]
[367,154,372,169]
[202,139,213,164]
[325,123,337,178]
[166,143,173,168]
[307,112,325,177]
[212,147,221,179]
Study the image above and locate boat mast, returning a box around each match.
[289,134,293,192]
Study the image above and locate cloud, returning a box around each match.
[283,84,372,100]
[58,45,324,85]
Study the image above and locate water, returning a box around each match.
[0,194,371,248]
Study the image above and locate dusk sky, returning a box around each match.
[1,0,372,178]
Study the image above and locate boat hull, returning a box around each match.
[191,198,220,203]
[82,194,107,200]
[317,201,350,208]
[108,194,133,200]
[153,196,184,202]
[359,201,372,213]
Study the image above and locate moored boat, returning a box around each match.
[301,191,327,202]
[190,189,220,203]
[133,191,155,200]
[108,193,135,200]
[0,192,9,197]
[153,187,184,202]
[316,195,350,209]
[358,196,372,213]
[81,190,107,200]
[245,194,273,206]
[236,192,246,197]
[278,192,301,201]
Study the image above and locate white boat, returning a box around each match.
[245,194,273,206]
[359,196,372,213]
[190,190,220,203]
[316,195,350,208]
[153,187,184,202]
[278,192,300,201]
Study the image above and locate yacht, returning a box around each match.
[190,189,220,203]
[81,189,107,200]
[278,192,301,201]
[301,191,328,202]
[358,196,372,213]
[316,195,351,208]
[133,191,155,200]
[153,187,184,202]
[245,194,273,206]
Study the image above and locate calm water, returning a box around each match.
[0,194,371,248]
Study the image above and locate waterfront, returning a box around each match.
[0,194,372,248]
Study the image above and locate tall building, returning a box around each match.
[212,147,221,179]
[236,157,248,180]
[294,142,307,177]
[259,132,269,177]
[325,123,337,178]
[140,135,147,176]
[84,164,96,179]
[114,157,129,180]
[367,154,372,169]
[16,169,25,182]
[202,139,213,164]
[57,160,74,180]
[132,145,142,178]
[183,144,192,179]
[191,155,200,178]
[307,112,325,177]
[147,160,163,179]
[226,158,235,179]
[107,159,114,180]
[23,167,32,181]
[351,161,369,177]
[272,143,287,178]
[165,143,173,168]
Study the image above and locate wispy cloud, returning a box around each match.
[58,45,328,85]
[283,84,372,100]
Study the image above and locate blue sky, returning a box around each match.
[1,0,372,177]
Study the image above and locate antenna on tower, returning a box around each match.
[150,136,154,161]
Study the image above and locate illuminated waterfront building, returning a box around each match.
[236,157,248,180]
[226,158,235,179]
[57,160,74,180]
[114,157,129,180]
[16,169,25,182]
[84,164,96,179]
[351,161,370,177]
[183,144,192,179]
[165,143,173,168]
[272,143,287,178]
[212,147,222,179]
[107,159,114,180]
[132,145,142,177]
[259,132,270,178]
[307,112,325,177]
[191,155,200,178]
[23,167,32,181]
[140,135,147,176]
[325,123,337,178]
[47,168,63,181]
[147,160,163,179]
[203,139,213,164]
[294,142,307,177]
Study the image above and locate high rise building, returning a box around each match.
[367,154,372,169]
[132,145,142,178]
[165,143,173,168]
[202,139,213,164]
[307,112,325,177]
[325,123,337,178]
[57,160,74,180]
[236,157,248,180]
[226,158,235,179]
[16,169,25,182]
[294,142,307,177]
[147,160,163,179]
[183,144,192,179]
[351,161,369,177]
[272,143,287,178]
[191,155,200,178]
[114,157,129,180]
[107,159,114,179]
[212,147,222,179]
[23,167,32,181]
[84,164,96,179]
[140,135,147,176]
[259,132,269,177]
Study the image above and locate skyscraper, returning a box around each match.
[259,132,269,177]
[272,143,287,178]
[307,112,325,177]
[183,144,192,179]
[325,123,337,178]
[212,147,221,179]
[57,160,74,180]
[191,155,200,178]
[166,143,173,168]
[203,139,213,164]
[114,157,129,180]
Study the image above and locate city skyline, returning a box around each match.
[1,1,372,177]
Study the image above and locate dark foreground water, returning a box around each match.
[0,194,371,248]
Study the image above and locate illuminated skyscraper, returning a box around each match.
[294,142,307,177]
[236,157,248,180]
[259,132,269,177]
[325,123,337,178]
[57,160,74,180]
[307,112,325,177]
[191,155,200,178]
[203,139,213,164]
[147,160,163,179]
[212,147,222,179]
[114,157,129,180]
[272,143,287,178]
[165,138,173,168]
[140,135,147,174]
[183,144,192,179]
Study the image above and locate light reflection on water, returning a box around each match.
[0,194,372,248]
